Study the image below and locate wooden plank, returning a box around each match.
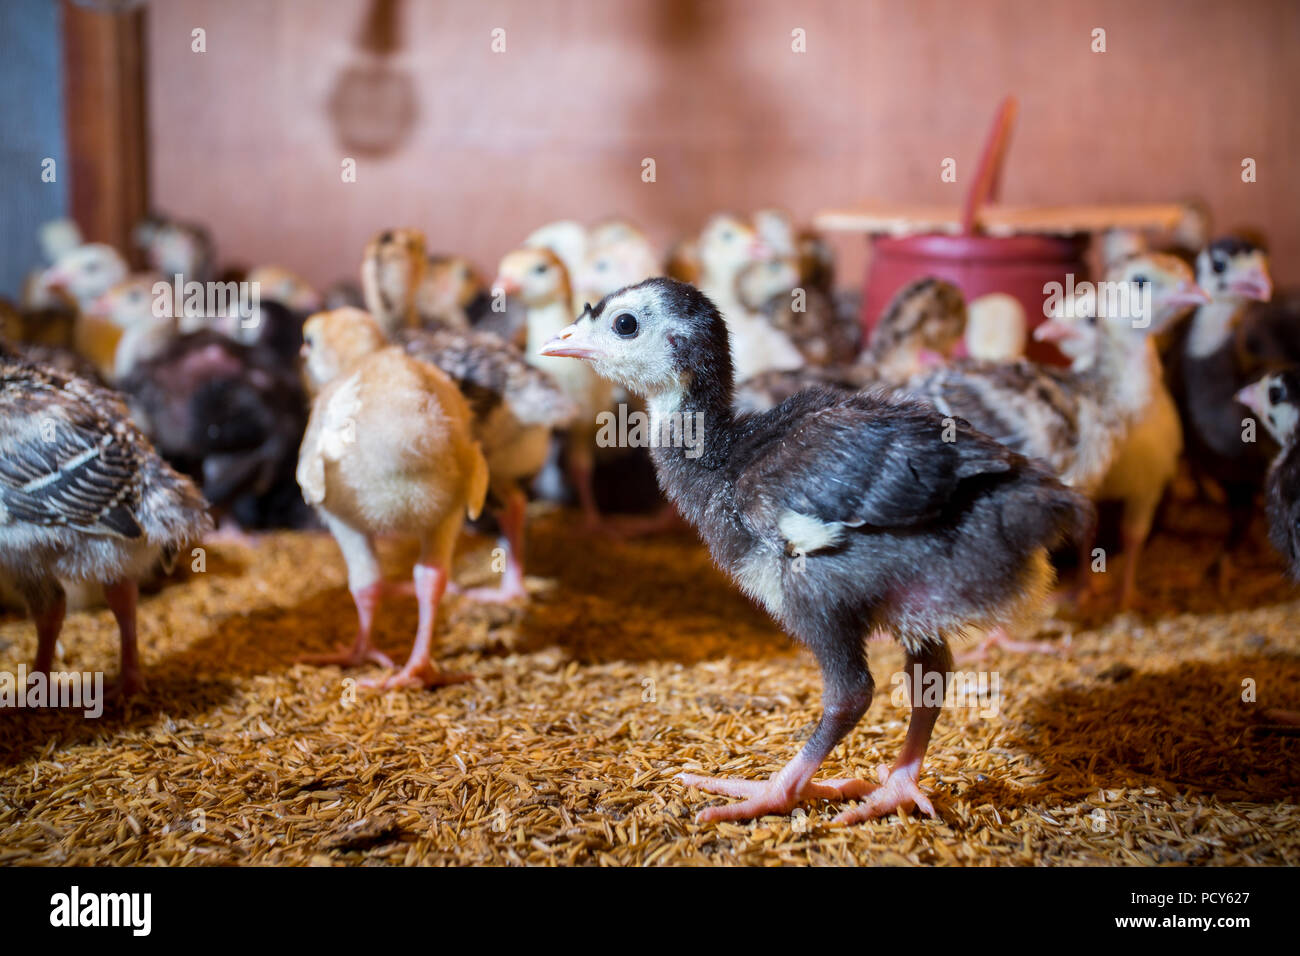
[61,0,148,261]
[815,202,1187,238]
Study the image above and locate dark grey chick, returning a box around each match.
[1237,368,1300,581]
[540,278,1091,824]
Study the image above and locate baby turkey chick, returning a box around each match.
[541,278,1091,823]
[297,308,488,688]
[1043,254,1205,609]
[498,246,612,528]
[910,255,1204,497]
[1167,238,1277,576]
[1236,369,1300,581]
[0,354,211,695]
[361,229,428,339]
[697,213,804,382]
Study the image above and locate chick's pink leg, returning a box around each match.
[365,563,472,689]
[300,582,394,668]
[104,580,144,697]
[301,520,394,668]
[31,592,66,678]
[465,486,529,603]
[835,643,952,824]
[679,641,876,822]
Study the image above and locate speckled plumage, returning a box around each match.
[0,355,210,692]
[904,357,1109,488]
[733,278,966,415]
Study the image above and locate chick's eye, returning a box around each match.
[1269,383,1284,404]
[1212,256,1227,274]
[533,263,548,275]
[613,313,639,338]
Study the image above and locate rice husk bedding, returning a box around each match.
[1,499,1297,866]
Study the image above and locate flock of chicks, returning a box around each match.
[2,207,1298,826]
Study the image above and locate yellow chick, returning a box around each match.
[297,307,488,689]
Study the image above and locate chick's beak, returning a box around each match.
[1033,318,1078,343]
[492,275,521,296]
[1235,380,1265,413]
[1162,282,1211,307]
[539,321,601,361]
[1230,267,1272,302]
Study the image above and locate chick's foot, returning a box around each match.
[678,754,873,823]
[833,763,935,824]
[360,664,473,691]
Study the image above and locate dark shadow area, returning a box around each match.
[967,653,1300,812]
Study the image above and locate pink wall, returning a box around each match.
[147,0,1300,292]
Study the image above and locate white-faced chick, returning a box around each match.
[297,308,488,688]
[1237,368,1300,582]
[964,293,1027,362]
[697,213,803,382]
[35,243,129,314]
[1042,254,1205,609]
[752,208,835,293]
[524,220,589,314]
[911,255,1203,497]
[540,278,1091,823]
[498,246,612,527]
[0,354,211,696]
[1166,238,1276,576]
[361,228,428,339]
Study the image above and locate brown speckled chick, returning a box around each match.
[733,278,966,414]
[0,355,211,695]
[297,308,488,689]
[541,278,1090,824]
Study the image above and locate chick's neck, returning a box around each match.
[643,362,736,520]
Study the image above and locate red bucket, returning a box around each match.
[861,232,1089,365]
